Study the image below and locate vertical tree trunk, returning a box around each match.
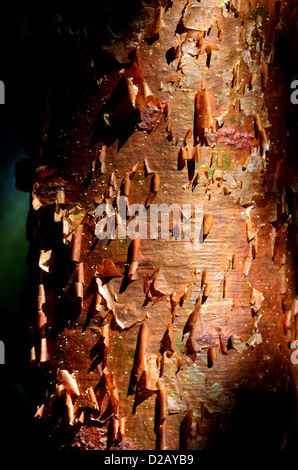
[27,0,298,450]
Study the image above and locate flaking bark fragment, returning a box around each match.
[123,49,165,132]
[143,268,166,305]
[135,323,149,384]
[128,238,141,280]
[160,322,176,356]
[71,224,84,262]
[179,410,193,450]
[96,259,123,280]
[155,388,168,450]
[57,369,80,397]
[195,89,215,146]
[207,346,216,368]
[250,286,264,314]
[202,214,214,239]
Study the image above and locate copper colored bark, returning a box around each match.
[27,0,298,451]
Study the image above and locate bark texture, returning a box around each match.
[27,0,298,450]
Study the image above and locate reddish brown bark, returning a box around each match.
[27,0,298,450]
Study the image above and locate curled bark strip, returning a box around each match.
[57,369,80,397]
[180,285,188,305]
[182,146,190,162]
[183,295,201,338]
[155,389,168,450]
[121,172,132,197]
[37,283,46,314]
[217,328,228,355]
[135,323,149,383]
[252,237,258,259]
[74,281,84,299]
[87,386,99,410]
[183,128,193,146]
[284,310,293,333]
[223,275,227,298]
[145,172,161,206]
[144,158,154,176]
[71,224,84,262]
[260,128,269,155]
[65,391,76,425]
[201,269,208,289]
[170,291,180,320]
[205,44,219,68]
[195,89,215,145]
[254,114,263,139]
[77,262,85,285]
[164,101,169,119]
[151,172,160,193]
[39,337,49,363]
[202,283,212,303]
[128,238,141,280]
[261,62,268,91]
[207,346,216,368]
[203,214,214,239]
[193,144,201,165]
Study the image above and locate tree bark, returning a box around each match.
[26,0,298,450]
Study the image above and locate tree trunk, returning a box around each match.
[26,0,298,450]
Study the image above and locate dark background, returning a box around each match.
[0,3,33,450]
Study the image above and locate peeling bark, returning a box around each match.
[26,0,298,451]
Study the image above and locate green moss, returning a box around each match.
[208,168,214,180]
[132,173,143,187]
[222,154,232,170]
[211,152,218,166]
[175,339,186,351]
